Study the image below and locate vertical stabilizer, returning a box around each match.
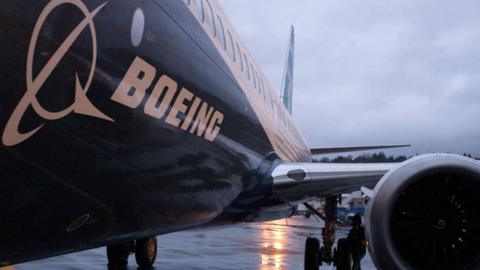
[280,26,295,114]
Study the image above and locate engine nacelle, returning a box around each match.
[366,154,480,270]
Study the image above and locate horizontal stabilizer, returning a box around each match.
[310,144,410,155]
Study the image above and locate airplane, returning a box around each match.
[0,0,479,269]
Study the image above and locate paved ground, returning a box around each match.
[12,217,376,270]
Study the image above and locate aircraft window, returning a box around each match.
[265,90,271,112]
[268,91,275,113]
[258,76,267,98]
[235,42,243,71]
[260,78,265,93]
[202,0,215,36]
[251,64,257,88]
[194,0,203,21]
[226,30,235,61]
[244,54,250,80]
[259,77,266,99]
[215,16,226,49]
[260,83,265,99]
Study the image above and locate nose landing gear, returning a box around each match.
[107,241,134,267]
[106,237,157,268]
[135,237,158,268]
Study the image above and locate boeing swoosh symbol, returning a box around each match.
[3,0,112,146]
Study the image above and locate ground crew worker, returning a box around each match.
[347,214,366,270]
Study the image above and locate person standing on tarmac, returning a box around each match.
[347,214,366,270]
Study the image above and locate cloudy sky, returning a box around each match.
[217,0,480,157]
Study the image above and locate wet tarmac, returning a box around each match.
[12,217,376,270]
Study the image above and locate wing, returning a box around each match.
[271,162,399,203]
[310,144,410,155]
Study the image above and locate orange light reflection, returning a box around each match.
[259,219,289,270]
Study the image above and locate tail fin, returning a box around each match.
[280,25,295,114]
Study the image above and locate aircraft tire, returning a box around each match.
[334,238,352,270]
[304,237,320,270]
[107,241,133,267]
[135,237,158,268]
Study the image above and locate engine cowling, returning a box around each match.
[366,154,480,270]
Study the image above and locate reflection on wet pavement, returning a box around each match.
[260,220,290,269]
[16,217,376,270]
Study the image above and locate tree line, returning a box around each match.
[314,152,480,163]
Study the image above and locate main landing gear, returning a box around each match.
[107,237,157,269]
[303,196,340,270]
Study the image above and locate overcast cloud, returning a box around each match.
[217,0,480,157]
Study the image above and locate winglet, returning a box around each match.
[361,187,374,198]
[280,25,295,114]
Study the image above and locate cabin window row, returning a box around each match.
[185,1,263,90]
[185,0,285,123]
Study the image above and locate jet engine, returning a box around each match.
[366,154,480,270]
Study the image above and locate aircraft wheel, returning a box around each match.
[135,237,157,268]
[334,238,352,270]
[304,237,320,270]
[107,241,134,267]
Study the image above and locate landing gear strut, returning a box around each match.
[322,196,337,263]
[303,196,338,270]
[107,237,157,268]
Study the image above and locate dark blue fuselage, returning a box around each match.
[0,0,310,265]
